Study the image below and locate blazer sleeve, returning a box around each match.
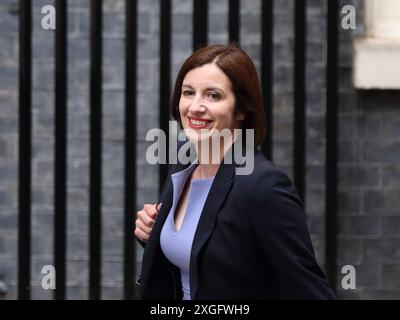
[249,167,336,299]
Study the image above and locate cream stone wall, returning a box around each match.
[354,0,400,89]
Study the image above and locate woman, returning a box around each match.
[135,44,335,300]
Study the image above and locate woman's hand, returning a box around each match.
[134,203,162,243]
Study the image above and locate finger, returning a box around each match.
[134,228,149,242]
[144,203,158,215]
[147,203,161,219]
[144,203,159,219]
[137,210,155,227]
[136,209,144,219]
[136,219,152,234]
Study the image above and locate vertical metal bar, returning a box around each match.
[193,0,208,50]
[325,0,339,293]
[159,0,171,192]
[294,0,306,202]
[124,0,138,300]
[261,0,273,159]
[54,0,68,300]
[228,0,240,43]
[18,0,32,300]
[89,0,102,300]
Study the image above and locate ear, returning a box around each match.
[233,112,245,130]
[235,111,245,121]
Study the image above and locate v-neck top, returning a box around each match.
[160,162,215,300]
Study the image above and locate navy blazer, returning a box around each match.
[137,143,336,300]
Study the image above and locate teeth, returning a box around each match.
[190,119,209,126]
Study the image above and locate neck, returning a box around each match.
[191,162,220,180]
[191,134,235,179]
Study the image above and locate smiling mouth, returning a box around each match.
[188,117,213,128]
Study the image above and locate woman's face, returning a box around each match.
[178,63,244,143]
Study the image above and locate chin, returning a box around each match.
[185,131,209,143]
[184,126,217,141]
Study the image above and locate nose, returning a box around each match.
[188,93,206,114]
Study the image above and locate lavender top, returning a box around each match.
[160,162,215,300]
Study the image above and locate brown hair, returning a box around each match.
[170,43,266,146]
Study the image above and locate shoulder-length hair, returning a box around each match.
[170,43,266,146]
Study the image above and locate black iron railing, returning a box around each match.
[17,0,339,299]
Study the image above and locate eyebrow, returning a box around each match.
[181,84,225,92]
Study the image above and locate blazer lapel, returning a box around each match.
[189,158,237,299]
